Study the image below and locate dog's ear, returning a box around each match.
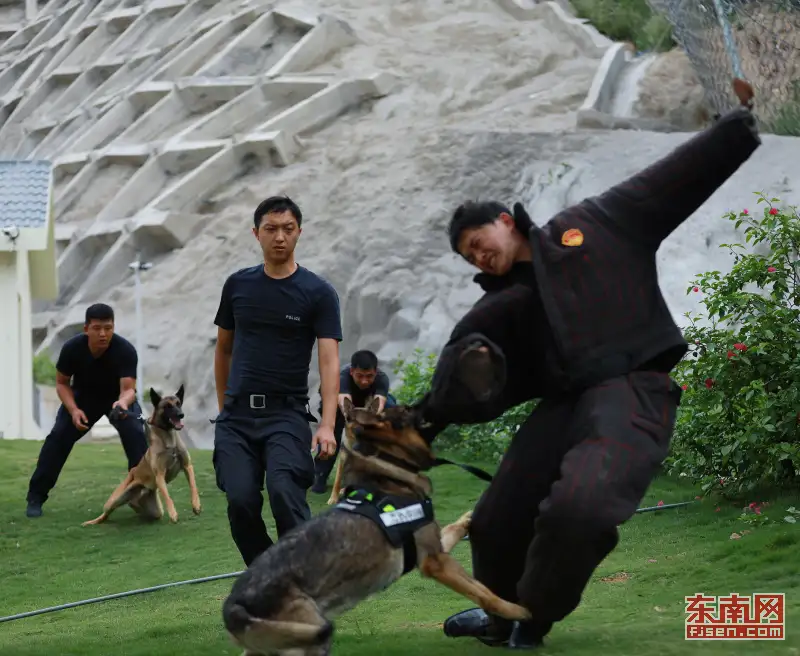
[367,396,382,414]
[348,407,385,427]
[176,384,185,405]
[342,396,355,421]
[149,387,162,408]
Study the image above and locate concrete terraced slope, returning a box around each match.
[1,0,798,447]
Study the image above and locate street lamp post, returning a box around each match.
[128,252,153,412]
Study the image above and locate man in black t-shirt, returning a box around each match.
[311,349,395,494]
[213,195,342,567]
[26,303,148,518]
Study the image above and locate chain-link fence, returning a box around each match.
[646,0,800,135]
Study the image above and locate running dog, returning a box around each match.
[82,385,201,526]
[222,399,530,656]
[326,395,380,506]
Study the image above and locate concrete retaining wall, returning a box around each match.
[10,2,399,355]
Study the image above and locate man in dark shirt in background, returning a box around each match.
[26,303,147,518]
[311,349,395,494]
[213,195,342,567]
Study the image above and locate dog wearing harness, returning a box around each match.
[222,399,531,656]
[334,484,436,577]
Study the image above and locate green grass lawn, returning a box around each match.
[2,438,799,655]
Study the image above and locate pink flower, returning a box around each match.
[693,286,700,293]
[657,500,664,507]
[727,350,734,359]
[742,209,749,215]
[715,507,721,512]
[681,384,688,390]
[733,343,747,352]
[769,207,779,215]
[705,378,715,389]
[768,266,777,272]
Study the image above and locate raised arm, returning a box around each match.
[585,103,761,249]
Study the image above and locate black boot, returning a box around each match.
[311,472,327,494]
[443,608,513,646]
[508,619,553,649]
[26,501,43,518]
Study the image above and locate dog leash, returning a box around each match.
[109,405,146,425]
[0,572,244,624]
[429,458,697,518]
[430,458,494,482]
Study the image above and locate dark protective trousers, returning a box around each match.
[313,406,347,483]
[212,403,316,567]
[313,393,398,483]
[468,371,682,625]
[27,397,148,505]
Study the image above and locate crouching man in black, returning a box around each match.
[311,349,396,494]
[26,303,147,518]
[413,97,761,649]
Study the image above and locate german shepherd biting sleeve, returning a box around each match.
[222,398,530,655]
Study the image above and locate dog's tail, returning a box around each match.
[223,602,333,650]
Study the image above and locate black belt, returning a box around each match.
[226,394,319,422]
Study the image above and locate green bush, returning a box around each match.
[570,0,675,52]
[668,194,800,499]
[33,352,57,386]
[391,349,534,462]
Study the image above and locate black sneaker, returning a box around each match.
[26,501,43,518]
[508,619,553,650]
[443,608,513,646]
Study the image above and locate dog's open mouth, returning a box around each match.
[171,418,184,430]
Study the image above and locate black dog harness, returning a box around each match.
[333,486,435,576]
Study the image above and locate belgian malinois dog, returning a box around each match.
[222,399,530,656]
[326,395,380,506]
[82,385,202,526]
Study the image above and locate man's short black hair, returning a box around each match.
[447,200,511,253]
[351,350,378,371]
[254,195,303,229]
[85,303,114,324]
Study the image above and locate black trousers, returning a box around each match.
[27,397,148,505]
[313,406,347,483]
[212,404,316,567]
[468,371,681,626]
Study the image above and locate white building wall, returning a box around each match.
[0,250,40,439]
